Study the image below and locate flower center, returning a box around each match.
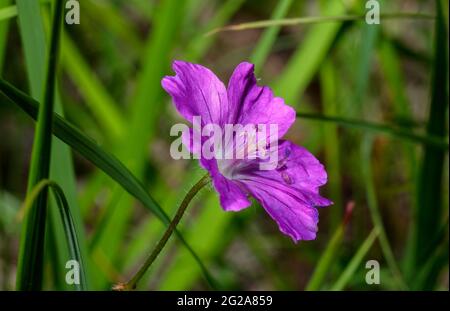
[216,129,267,180]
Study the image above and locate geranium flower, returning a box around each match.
[162,61,332,242]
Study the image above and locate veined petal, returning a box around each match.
[162,61,228,125]
[227,62,295,140]
[213,174,251,212]
[238,140,332,241]
[202,158,251,212]
[246,181,320,241]
[248,140,331,195]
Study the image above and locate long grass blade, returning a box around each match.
[50,184,86,290]
[16,0,64,290]
[273,0,346,105]
[0,79,216,288]
[250,0,293,71]
[0,80,166,221]
[15,0,91,290]
[361,136,407,289]
[319,59,343,229]
[411,218,449,290]
[185,0,245,61]
[410,0,448,289]
[207,13,434,35]
[60,31,125,141]
[296,112,448,150]
[92,0,187,286]
[20,179,87,290]
[82,0,141,52]
[349,23,379,116]
[0,4,15,21]
[331,228,379,290]
[0,0,12,72]
[306,203,354,291]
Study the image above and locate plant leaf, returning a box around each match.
[207,13,434,35]
[16,0,64,290]
[361,136,407,289]
[250,0,293,72]
[296,112,448,150]
[331,228,379,290]
[0,78,216,288]
[15,0,91,290]
[410,0,449,289]
[21,180,87,290]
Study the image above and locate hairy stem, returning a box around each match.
[113,173,211,290]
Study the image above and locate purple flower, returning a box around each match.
[162,61,332,242]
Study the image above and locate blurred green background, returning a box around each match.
[0,0,448,290]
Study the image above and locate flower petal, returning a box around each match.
[162,61,228,125]
[212,174,252,212]
[244,140,331,197]
[201,158,251,212]
[246,181,320,241]
[238,140,332,241]
[227,62,296,140]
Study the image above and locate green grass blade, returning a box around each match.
[60,31,125,141]
[319,59,343,229]
[15,0,46,95]
[0,79,166,221]
[378,35,419,277]
[126,0,186,170]
[82,0,142,52]
[92,0,187,288]
[0,3,15,21]
[49,183,87,291]
[250,0,293,71]
[378,37,412,119]
[331,228,379,290]
[0,79,215,288]
[185,0,245,61]
[21,180,87,290]
[305,203,353,291]
[0,0,12,72]
[411,218,449,290]
[16,0,64,290]
[15,0,91,290]
[411,0,449,288]
[0,192,20,290]
[306,224,345,290]
[0,0,54,22]
[273,0,346,104]
[127,0,154,20]
[349,23,379,116]
[296,112,448,150]
[361,136,407,290]
[208,13,434,35]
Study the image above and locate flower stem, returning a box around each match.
[113,173,211,291]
